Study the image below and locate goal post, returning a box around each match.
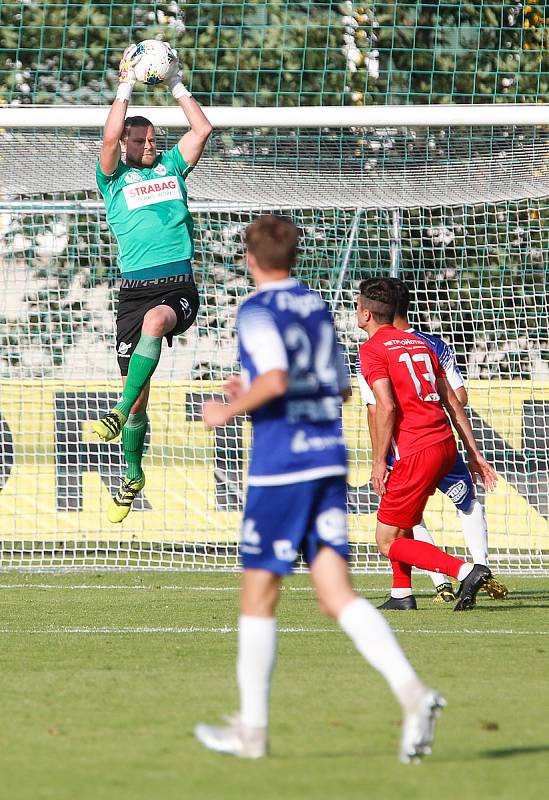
[0,105,548,572]
[2,103,549,128]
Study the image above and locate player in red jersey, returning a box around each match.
[357,278,497,611]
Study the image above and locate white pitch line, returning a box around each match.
[0,584,128,590]
[0,584,245,591]
[0,626,547,636]
[0,584,239,591]
[0,584,389,594]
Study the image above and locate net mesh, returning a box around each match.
[3,125,549,207]
[0,122,548,571]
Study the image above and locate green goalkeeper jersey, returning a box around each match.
[96,144,194,275]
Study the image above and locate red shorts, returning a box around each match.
[378,436,458,530]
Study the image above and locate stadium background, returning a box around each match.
[0,1,548,568]
[1,6,549,800]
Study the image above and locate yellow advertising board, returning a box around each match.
[0,380,548,552]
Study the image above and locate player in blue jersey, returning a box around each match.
[194,215,445,763]
[357,278,507,607]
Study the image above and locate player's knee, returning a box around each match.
[240,577,280,617]
[376,538,392,558]
[316,594,337,619]
[315,586,353,619]
[142,307,173,336]
[241,596,277,617]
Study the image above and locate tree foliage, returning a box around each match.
[0,1,547,106]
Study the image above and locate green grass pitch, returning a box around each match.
[0,572,548,800]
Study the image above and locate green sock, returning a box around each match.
[115,335,162,419]
[122,411,148,482]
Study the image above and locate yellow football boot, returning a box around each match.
[107,474,145,524]
[479,575,508,600]
[433,582,456,604]
[92,409,127,442]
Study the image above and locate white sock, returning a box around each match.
[391,588,413,599]
[459,499,489,565]
[457,563,473,581]
[338,597,425,712]
[237,615,277,729]
[413,519,449,588]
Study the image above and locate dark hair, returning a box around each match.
[245,214,299,272]
[358,277,397,324]
[389,278,411,317]
[120,116,154,141]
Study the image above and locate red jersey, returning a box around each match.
[359,326,453,460]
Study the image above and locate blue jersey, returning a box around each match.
[237,279,348,486]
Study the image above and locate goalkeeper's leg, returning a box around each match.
[107,388,149,524]
[93,305,176,442]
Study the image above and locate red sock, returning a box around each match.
[388,538,464,579]
[391,559,412,589]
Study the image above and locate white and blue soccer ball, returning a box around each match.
[134,40,176,85]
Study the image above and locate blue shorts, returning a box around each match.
[241,476,348,575]
[437,452,475,511]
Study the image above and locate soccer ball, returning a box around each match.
[133,40,175,85]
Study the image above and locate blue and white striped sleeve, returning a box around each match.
[437,340,465,391]
[238,305,288,374]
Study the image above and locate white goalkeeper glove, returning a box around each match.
[116,44,141,102]
[164,46,192,99]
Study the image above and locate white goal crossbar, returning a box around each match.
[1,103,549,129]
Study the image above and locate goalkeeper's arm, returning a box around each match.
[164,48,213,166]
[100,45,141,176]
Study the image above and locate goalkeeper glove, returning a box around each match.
[116,44,141,102]
[164,47,192,99]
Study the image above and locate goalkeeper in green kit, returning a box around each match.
[94,43,212,522]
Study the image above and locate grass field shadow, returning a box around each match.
[476,602,549,611]
[275,748,371,761]
[501,590,549,601]
[481,745,549,759]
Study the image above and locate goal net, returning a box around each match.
[0,106,548,572]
